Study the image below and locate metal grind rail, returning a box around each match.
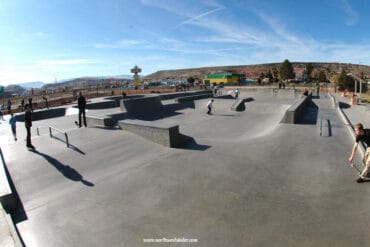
[37,126,70,147]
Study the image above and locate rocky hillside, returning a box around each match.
[144,62,370,81]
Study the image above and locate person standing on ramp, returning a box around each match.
[78,92,87,127]
[25,104,35,149]
[349,123,370,183]
[207,99,214,115]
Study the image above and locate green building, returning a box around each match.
[203,73,246,86]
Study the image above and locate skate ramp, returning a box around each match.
[120,94,200,121]
[181,100,291,142]
[120,95,174,120]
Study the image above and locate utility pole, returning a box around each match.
[359,62,362,103]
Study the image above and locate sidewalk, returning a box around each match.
[333,93,370,130]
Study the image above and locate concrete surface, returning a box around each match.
[1,89,370,246]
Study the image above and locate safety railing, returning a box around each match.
[36,126,70,147]
[36,125,48,136]
[49,126,69,147]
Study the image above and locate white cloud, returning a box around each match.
[340,0,359,26]
[39,59,96,66]
[0,64,54,85]
[174,6,225,29]
[94,39,149,49]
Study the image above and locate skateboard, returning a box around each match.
[349,162,370,181]
[27,146,36,152]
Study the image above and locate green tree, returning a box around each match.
[337,70,355,91]
[305,63,314,81]
[271,67,279,82]
[279,59,295,81]
[266,70,273,83]
[187,76,195,86]
[317,70,327,83]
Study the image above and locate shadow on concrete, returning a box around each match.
[32,150,94,187]
[68,144,86,155]
[122,100,196,121]
[339,102,351,109]
[176,135,211,151]
[216,94,234,99]
[2,164,28,227]
[295,100,319,125]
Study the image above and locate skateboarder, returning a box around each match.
[234,88,240,100]
[9,113,17,141]
[349,123,370,183]
[78,92,87,127]
[207,99,214,114]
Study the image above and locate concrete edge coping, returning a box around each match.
[0,203,23,247]
[0,148,23,247]
[120,119,175,129]
[86,115,115,127]
[175,92,213,103]
[0,148,12,207]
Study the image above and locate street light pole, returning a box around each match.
[359,62,362,103]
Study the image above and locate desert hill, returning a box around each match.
[144,62,370,81]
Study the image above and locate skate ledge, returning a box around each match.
[280,95,312,124]
[86,115,115,127]
[118,120,186,148]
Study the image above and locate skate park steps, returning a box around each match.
[118,120,189,148]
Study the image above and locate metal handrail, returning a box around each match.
[49,126,69,147]
[36,125,48,136]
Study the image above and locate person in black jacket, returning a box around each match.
[349,123,370,183]
[78,92,87,127]
[25,104,35,149]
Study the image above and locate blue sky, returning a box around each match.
[1,0,370,85]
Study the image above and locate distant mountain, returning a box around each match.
[19,81,45,88]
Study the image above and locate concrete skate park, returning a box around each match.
[1,88,370,246]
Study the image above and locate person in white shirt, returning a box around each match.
[207,99,214,114]
[234,88,240,99]
[0,104,4,120]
